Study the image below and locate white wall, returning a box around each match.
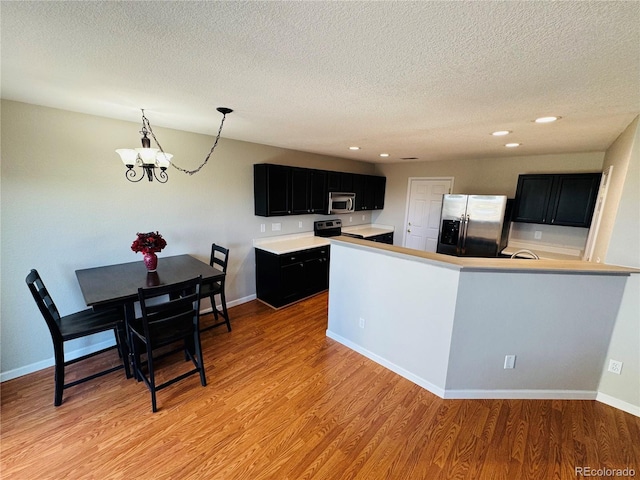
[326,240,630,400]
[596,116,640,415]
[326,241,460,395]
[0,100,375,379]
[446,271,626,396]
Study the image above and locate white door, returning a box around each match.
[403,178,453,251]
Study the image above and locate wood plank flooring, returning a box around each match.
[2,293,639,479]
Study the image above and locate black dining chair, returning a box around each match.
[25,269,128,407]
[128,275,206,412]
[200,243,232,332]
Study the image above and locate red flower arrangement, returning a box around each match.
[131,231,167,254]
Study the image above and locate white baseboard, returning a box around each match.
[2,294,257,383]
[326,330,447,398]
[596,392,640,417]
[200,293,256,315]
[0,338,117,383]
[443,389,597,400]
[326,330,614,404]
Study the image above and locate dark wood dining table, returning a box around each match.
[75,254,225,377]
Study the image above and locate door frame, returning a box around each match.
[583,165,613,262]
[402,177,454,248]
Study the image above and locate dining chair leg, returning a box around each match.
[53,342,65,407]
[195,333,207,387]
[219,289,231,332]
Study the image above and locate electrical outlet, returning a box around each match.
[349,216,353,222]
[608,359,623,375]
[362,215,366,221]
[504,355,516,369]
[298,221,303,228]
[272,223,281,231]
[359,317,365,328]
[260,224,265,233]
[534,231,542,240]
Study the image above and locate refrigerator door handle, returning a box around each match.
[460,214,470,254]
[456,215,465,254]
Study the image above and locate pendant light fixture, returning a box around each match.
[116,107,233,183]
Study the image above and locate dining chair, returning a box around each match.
[128,275,206,412]
[25,269,128,407]
[200,243,232,332]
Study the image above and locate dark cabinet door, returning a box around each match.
[303,251,329,294]
[254,164,291,216]
[291,168,327,214]
[309,170,327,213]
[513,173,601,227]
[327,172,354,193]
[255,247,330,308]
[513,175,555,223]
[352,174,386,211]
[352,175,366,210]
[369,175,386,210]
[291,168,311,214]
[548,174,601,227]
[281,261,306,303]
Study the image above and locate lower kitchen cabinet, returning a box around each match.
[255,246,329,308]
[369,232,393,244]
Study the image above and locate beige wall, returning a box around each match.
[0,100,373,378]
[596,116,639,413]
[372,151,605,241]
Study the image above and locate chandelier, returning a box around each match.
[116,107,233,183]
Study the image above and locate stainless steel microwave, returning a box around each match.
[328,192,356,214]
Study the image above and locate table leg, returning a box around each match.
[124,302,138,380]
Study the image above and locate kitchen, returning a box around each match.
[1,0,638,433]
[247,141,638,415]
[3,102,638,417]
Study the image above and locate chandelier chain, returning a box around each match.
[141,110,229,176]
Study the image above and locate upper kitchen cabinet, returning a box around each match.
[327,171,353,193]
[255,163,387,217]
[254,164,291,216]
[254,164,327,216]
[353,174,386,211]
[291,168,327,214]
[513,173,601,227]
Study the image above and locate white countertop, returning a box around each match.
[253,233,330,255]
[341,223,394,238]
[253,224,394,254]
[332,236,638,275]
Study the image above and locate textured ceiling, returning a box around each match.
[2,1,639,163]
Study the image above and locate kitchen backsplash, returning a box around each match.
[508,222,589,252]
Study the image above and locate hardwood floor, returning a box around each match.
[2,292,639,479]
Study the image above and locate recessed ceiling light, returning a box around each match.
[349,146,360,150]
[379,153,390,157]
[534,116,560,123]
[505,143,521,148]
[491,130,511,136]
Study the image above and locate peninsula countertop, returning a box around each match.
[331,236,638,275]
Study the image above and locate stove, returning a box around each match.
[314,219,342,237]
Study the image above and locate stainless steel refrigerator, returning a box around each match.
[436,195,511,257]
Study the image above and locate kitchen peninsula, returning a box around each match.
[327,236,637,400]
